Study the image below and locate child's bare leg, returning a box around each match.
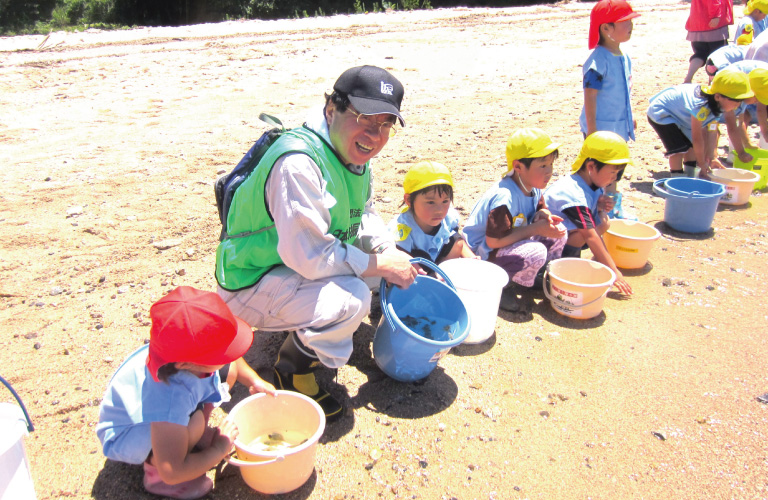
[143,410,213,498]
[684,57,704,84]
[566,232,586,249]
[668,153,684,173]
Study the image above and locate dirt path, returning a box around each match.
[1,1,767,499]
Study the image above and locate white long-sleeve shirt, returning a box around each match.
[264,107,393,281]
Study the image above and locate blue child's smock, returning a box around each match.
[647,84,725,140]
[389,207,461,262]
[544,174,603,233]
[579,45,635,141]
[463,176,541,260]
[96,345,227,465]
[708,44,747,71]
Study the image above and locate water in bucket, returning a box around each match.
[228,391,325,495]
[373,258,470,382]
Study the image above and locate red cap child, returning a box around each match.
[589,0,641,49]
[146,286,253,382]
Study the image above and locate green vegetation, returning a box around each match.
[1,0,548,36]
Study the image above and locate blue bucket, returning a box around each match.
[652,179,725,233]
[372,258,470,382]
[663,177,727,198]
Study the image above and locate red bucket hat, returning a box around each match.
[589,0,641,49]
[146,286,253,382]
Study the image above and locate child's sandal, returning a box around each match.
[143,461,213,500]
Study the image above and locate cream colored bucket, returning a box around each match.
[543,258,615,319]
[708,168,761,205]
[228,391,325,494]
[603,220,661,269]
[439,259,509,344]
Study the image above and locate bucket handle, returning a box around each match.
[652,179,700,199]
[0,374,34,432]
[225,452,285,467]
[379,258,456,331]
[541,268,613,311]
[652,179,669,199]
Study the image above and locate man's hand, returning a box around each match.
[374,249,419,288]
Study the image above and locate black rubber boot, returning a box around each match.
[274,332,343,422]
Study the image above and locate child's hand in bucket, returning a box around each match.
[737,150,754,164]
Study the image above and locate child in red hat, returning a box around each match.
[96,286,275,499]
[580,0,641,220]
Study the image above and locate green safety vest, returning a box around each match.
[215,126,370,291]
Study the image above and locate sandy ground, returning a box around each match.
[1,1,768,499]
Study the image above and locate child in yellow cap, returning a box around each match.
[544,132,633,296]
[463,129,567,291]
[647,68,755,179]
[389,161,477,263]
[705,61,768,162]
[734,0,768,45]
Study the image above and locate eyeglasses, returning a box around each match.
[347,107,398,138]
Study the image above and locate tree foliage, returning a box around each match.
[1,0,554,34]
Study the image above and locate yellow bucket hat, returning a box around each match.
[749,68,768,105]
[403,161,454,194]
[745,0,768,15]
[505,128,561,174]
[571,131,631,173]
[702,68,755,100]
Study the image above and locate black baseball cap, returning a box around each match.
[333,65,405,127]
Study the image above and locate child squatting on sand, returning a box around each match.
[463,128,567,289]
[544,131,634,296]
[96,286,275,500]
[389,160,477,264]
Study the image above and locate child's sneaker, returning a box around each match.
[143,461,213,499]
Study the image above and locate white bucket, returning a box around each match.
[0,403,36,500]
[439,259,509,344]
[228,391,325,494]
[543,258,616,320]
[708,168,761,205]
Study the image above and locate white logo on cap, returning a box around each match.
[380,82,394,95]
